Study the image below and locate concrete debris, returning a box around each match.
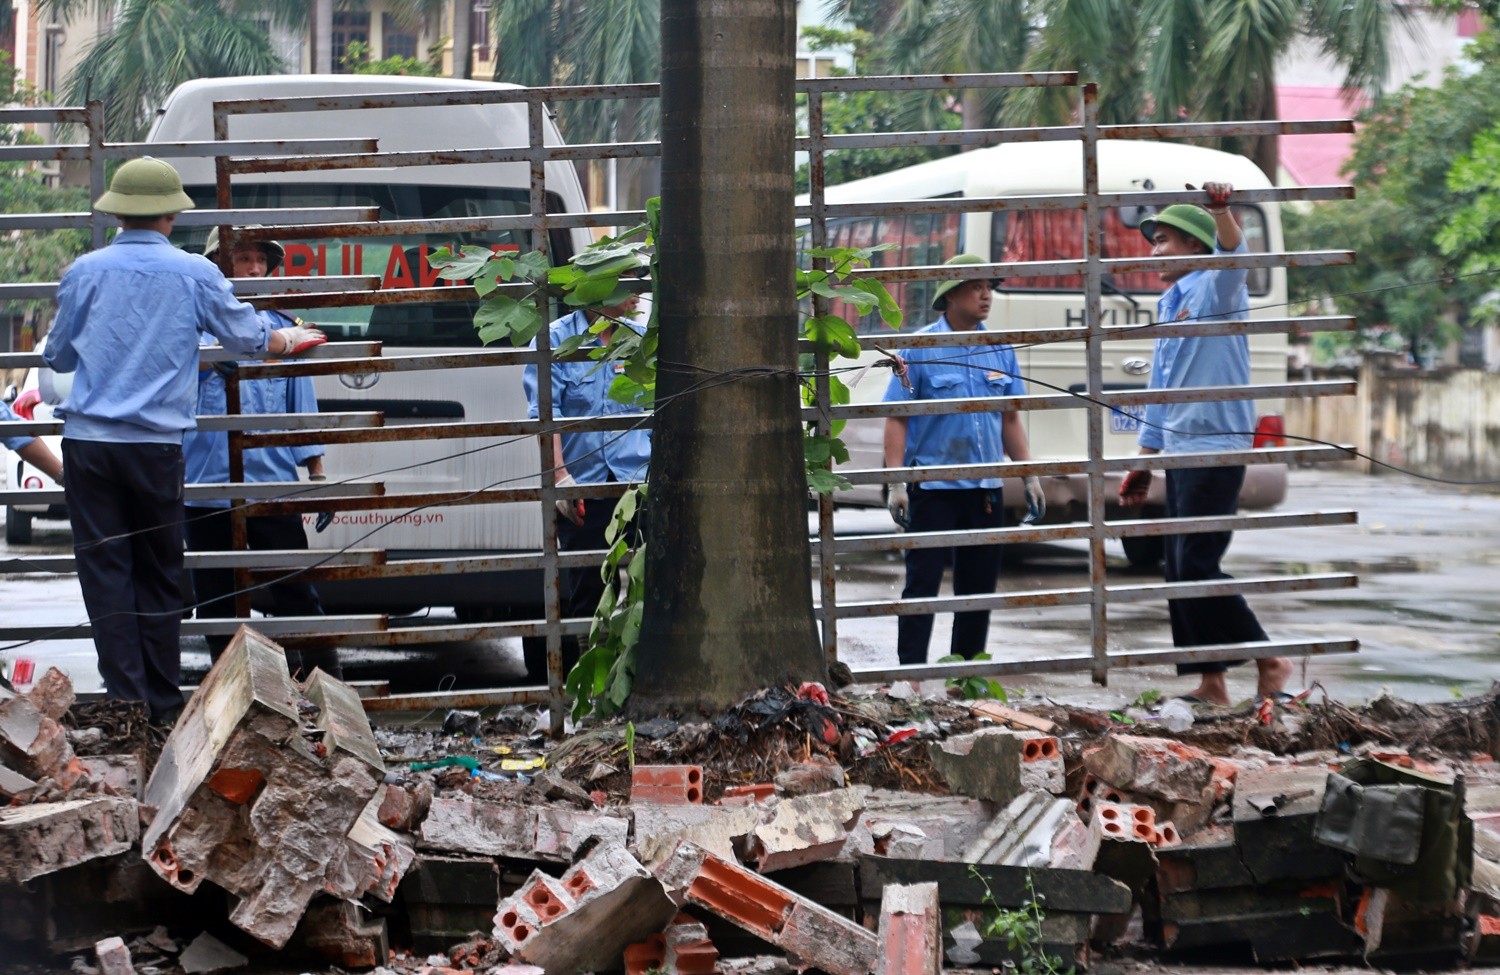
[0,691,85,788]
[747,786,867,872]
[634,800,763,867]
[0,796,139,884]
[962,791,1078,867]
[494,841,677,972]
[332,788,418,903]
[297,898,391,969]
[140,629,384,948]
[29,667,77,722]
[78,754,144,800]
[93,936,134,975]
[926,728,1022,805]
[0,762,38,801]
[1083,734,1214,804]
[178,932,249,974]
[377,777,433,832]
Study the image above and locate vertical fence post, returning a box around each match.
[1080,83,1110,686]
[805,88,840,664]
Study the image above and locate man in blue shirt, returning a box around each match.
[522,295,650,675]
[883,254,1044,666]
[44,158,325,723]
[182,228,339,678]
[1118,183,1291,705]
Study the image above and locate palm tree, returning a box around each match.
[491,0,660,205]
[39,0,310,140]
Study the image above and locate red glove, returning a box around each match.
[12,388,41,420]
[1118,469,1152,506]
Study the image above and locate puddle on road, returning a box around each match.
[1266,555,1438,575]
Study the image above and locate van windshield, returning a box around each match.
[180,184,574,347]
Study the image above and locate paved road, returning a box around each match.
[3,465,1498,707]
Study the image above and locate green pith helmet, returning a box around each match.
[931,253,1002,311]
[93,157,195,217]
[1140,204,1217,252]
[203,226,285,274]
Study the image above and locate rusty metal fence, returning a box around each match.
[0,73,1360,731]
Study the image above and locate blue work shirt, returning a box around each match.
[522,310,652,485]
[45,230,271,444]
[0,400,36,453]
[183,313,324,509]
[883,316,1027,490]
[1138,239,1254,454]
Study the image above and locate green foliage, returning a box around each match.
[1286,27,1500,365]
[340,39,440,77]
[1129,688,1163,708]
[938,654,1009,701]
[970,866,1074,975]
[564,482,648,721]
[0,54,90,325]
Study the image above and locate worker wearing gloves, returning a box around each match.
[522,293,650,673]
[182,227,338,678]
[1118,182,1291,706]
[43,157,325,725]
[883,253,1042,666]
[1,397,64,483]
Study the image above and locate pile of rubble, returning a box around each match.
[6,627,1500,974]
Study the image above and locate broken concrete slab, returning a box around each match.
[140,629,383,949]
[179,932,248,974]
[0,762,38,801]
[533,804,631,861]
[658,842,879,975]
[1231,765,1345,885]
[330,788,417,903]
[418,795,537,858]
[78,754,143,800]
[962,791,1077,867]
[856,855,1131,917]
[496,841,678,973]
[1154,825,1256,893]
[857,789,989,860]
[634,800,763,868]
[927,729,1021,805]
[748,786,868,872]
[0,796,139,884]
[875,883,941,975]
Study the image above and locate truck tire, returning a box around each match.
[5,507,32,545]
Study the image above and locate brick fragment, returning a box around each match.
[0,693,78,782]
[1083,734,1213,803]
[28,667,76,722]
[657,842,878,975]
[78,754,143,800]
[377,777,432,831]
[774,757,846,796]
[748,786,867,872]
[494,842,677,973]
[633,765,705,804]
[720,783,776,805]
[94,936,134,975]
[875,882,940,975]
[927,729,1021,805]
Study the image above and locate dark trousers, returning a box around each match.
[183,506,335,676]
[63,439,186,720]
[897,486,1007,665]
[1164,465,1268,675]
[535,492,643,672]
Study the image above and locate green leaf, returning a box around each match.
[804,314,863,358]
[475,296,543,347]
[429,243,497,281]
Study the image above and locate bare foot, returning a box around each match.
[1184,673,1231,706]
[1255,656,1294,698]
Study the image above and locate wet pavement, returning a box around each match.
[3,465,1499,708]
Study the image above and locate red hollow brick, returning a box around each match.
[685,853,793,938]
[633,765,705,805]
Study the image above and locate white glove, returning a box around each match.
[887,484,910,530]
[1022,475,1046,524]
[274,325,327,355]
[555,472,585,526]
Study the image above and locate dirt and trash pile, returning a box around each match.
[6,627,1500,974]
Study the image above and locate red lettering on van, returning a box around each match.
[382,247,417,289]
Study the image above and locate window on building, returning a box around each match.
[382,14,418,60]
[332,11,371,71]
[474,1,493,63]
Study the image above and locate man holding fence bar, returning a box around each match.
[1118,182,1292,706]
[182,227,339,679]
[883,253,1043,667]
[44,158,324,725]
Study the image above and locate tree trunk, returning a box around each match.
[1249,67,1280,186]
[632,0,826,714]
[313,0,334,74]
[450,0,472,80]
